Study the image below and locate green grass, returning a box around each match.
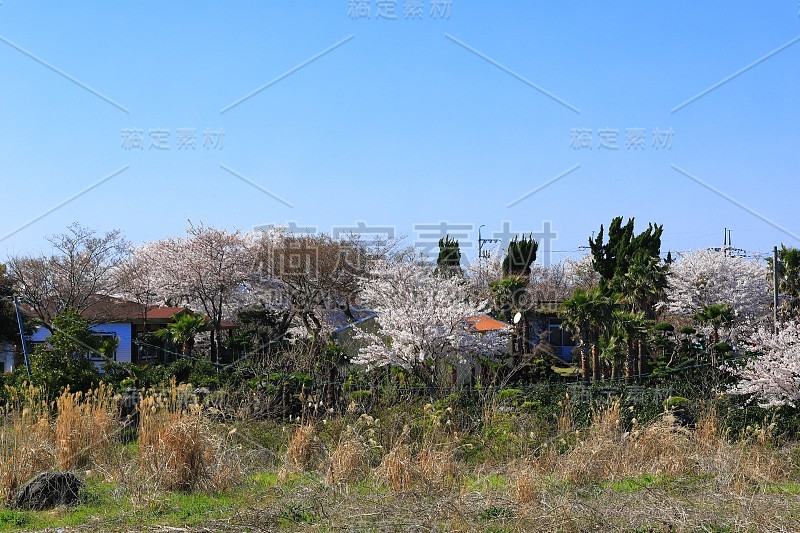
[0,511,32,529]
[607,473,663,493]
[600,473,717,496]
[478,506,515,520]
[465,473,508,491]
[0,473,277,532]
[761,481,800,495]
[250,471,279,489]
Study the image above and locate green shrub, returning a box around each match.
[349,390,372,402]
[664,396,690,411]
[497,389,523,405]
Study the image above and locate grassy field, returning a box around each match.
[2,461,799,531]
[0,384,799,532]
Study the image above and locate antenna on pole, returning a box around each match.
[478,225,501,260]
[710,228,746,257]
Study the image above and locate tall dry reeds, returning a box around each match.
[325,430,370,487]
[283,422,325,476]
[136,379,242,493]
[0,384,54,503]
[514,399,795,502]
[55,383,118,471]
[376,441,417,492]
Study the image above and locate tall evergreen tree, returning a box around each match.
[589,216,664,296]
[588,217,666,379]
[502,234,538,278]
[435,235,462,277]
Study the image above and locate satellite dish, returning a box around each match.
[513,312,522,324]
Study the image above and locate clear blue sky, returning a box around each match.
[1,1,798,264]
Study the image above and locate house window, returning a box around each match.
[137,342,160,361]
[548,320,575,347]
[88,332,117,361]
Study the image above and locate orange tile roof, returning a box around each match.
[144,306,188,320]
[21,295,237,327]
[467,314,512,332]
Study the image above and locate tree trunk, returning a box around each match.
[611,361,620,380]
[592,343,601,381]
[625,339,635,385]
[581,347,591,383]
[711,327,719,368]
[210,329,217,364]
[637,340,646,383]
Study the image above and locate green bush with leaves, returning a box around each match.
[23,308,105,397]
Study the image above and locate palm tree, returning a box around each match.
[598,333,624,380]
[615,255,667,318]
[155,312,208,357]
[614,254,667,380]
[612,310,649,384]
[562,287,614,382]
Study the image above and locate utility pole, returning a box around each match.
[477,225,501,284]
[477,225,501,261]
[773,245,780,335]
[13,297,31,377]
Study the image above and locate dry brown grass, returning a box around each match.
[55,383,118,471]
[418,442,460,492]
[136,380,243,493]
[376,441,417,492]
[0,381,121,499]
[373,424,460,494]
[511,400,796,505]
[0,384,54,503]
[325,428,370,487]
[282,422,325,476]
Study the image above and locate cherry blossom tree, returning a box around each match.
[564,254,600,292]
[727,321,800,407]
[528,262,574,303]
[113,245,162,319]
[465,250,504,297]
[7,223,129,329]
[352,259,508,386]
[248,229,369,340]
[129,224,253,362]
[662,249,772,324]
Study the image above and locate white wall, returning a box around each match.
[92,323,133,364]
[0,343,14,373]
[29,323,133,363]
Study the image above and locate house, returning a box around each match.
[0,343,15,373]
[26,295,237,366]
[528,300,577,363]
[467,314,514,334]
[328,306,378,361]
